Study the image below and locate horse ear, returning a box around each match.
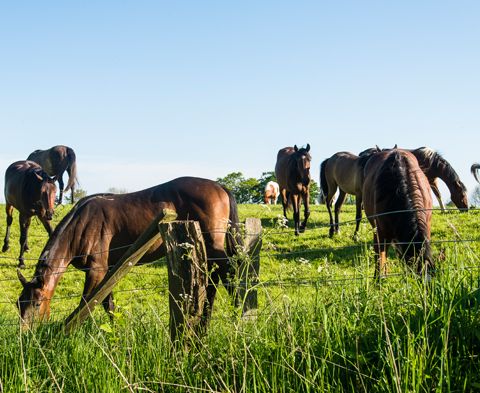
[375,145,381,151]
[393,144,398,149]
[306,144,310,152]
[294,145,298,152]
[17,269,27,287]
[34,172,43,182]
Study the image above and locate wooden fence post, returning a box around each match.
[64,209,177,333]
[158,220,208,342]
[238,217,262,316]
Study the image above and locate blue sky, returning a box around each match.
[1,1,479,202]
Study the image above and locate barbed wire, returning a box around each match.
[1,262,480,328]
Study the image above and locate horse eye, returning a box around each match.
[35,302,41,308]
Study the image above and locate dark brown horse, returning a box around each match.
[3,161,57,268]
[27,145,78,204]
[275,144,311,235]
[16,177,241,327]
[320,149,379,238]
[362,149,433,279]
[472,163,480,184]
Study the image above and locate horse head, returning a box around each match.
[293,144,311,186]
[450,179,469,211]
[33,169,57,219]
[17,268,51,328]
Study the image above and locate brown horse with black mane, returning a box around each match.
[361,146,468,212]
[363,149,433,279]
[472,163,480,184]
[16,177,242,328]
[275,144,311,235]
[27,145,78,204]
[3,161,57,268]
[320,148,380,239]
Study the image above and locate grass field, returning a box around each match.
[1,203,480,392]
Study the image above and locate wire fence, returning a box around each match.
[0,207,478,328]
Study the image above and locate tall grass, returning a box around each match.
[0,204,479,392]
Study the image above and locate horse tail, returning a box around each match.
[471,163,480,184]
[64,148,78,192]
[320,159,329,200]
[223,187,243,257]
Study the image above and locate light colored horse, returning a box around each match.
[264,181,280,204]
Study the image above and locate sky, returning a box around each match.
[1,1,479,203]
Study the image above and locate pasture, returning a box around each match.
[1,203,480,392]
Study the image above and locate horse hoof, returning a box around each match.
[299,227,306,233]
[18,262,26,269]
[2,244,9,253]
[294,231,300,236]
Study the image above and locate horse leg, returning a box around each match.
[299,191,310,233]
[325,190,336,238]
[430,180,444,212]
[18,214,32,268]
[81,258,113,317]
[39,216,54,237]
[57,177,64,205]
[353,195,363,240]
[291,194,300,235]
[334,190,347,235]
[373,236,389,280]
[2,204,14,252]
[280,189,289,219]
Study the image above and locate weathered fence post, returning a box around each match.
[64,209,177,333]
[238,217,262,316]
[158,220,208,342]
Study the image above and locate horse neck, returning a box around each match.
[425,154,460,189]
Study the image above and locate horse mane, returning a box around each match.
[414,147,467,192]
[376,152,422,250]
[34,193,115,278]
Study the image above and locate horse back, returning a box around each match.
[47,177,233,267]
[363,149,432,239]
[275,147,295,190]
[326,152,364,195]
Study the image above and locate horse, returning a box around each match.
[320,148,380,239]
[274,144,311,235]
[264,181,280,204]
[362,149,433,279]
[3,161,57,268]
[16,177,242,328]
[408,147,468,212]
[27,145,78,204]
[472,163,480,184]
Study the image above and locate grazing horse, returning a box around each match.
[363,146,468,212]
[363,149,433,279]
[320,149,379,239]
[27,145,78,204]
[409,147,468,212]
[264,181,280,204]
[472,163,480,184]
[275,144,311,235]
[16,177,242,328]
[3,161,57,268]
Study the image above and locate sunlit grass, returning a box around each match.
[0,203,479,391]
